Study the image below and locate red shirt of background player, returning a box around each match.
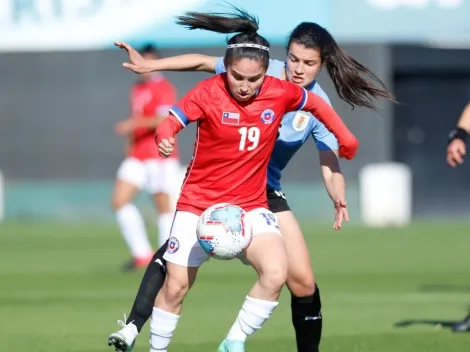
[129,74,178,160]
[156,74,358,215]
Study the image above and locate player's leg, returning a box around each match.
[149,211,209,352]
[113,158,153,270]
[452,312,470,332]
[220,208,287,351]
[147,159,179,248]
[108,240,169,351]
[269,191,322,352]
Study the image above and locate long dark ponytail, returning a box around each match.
[288,22,396,110]
[176,5,270,69]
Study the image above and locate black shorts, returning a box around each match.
[267,189,291,213]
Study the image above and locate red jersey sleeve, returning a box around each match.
[283,81,359,160]
[169,81,208,127]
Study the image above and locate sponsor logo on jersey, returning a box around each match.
[261,109,275,124]
[293,112,310,132]
[167,237,180,254]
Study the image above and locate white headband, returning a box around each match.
[227,43,270,51]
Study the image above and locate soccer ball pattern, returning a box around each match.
[196,203,252,260]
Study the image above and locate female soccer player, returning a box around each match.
[113,7,357,352]
[109,20,394,352]
[112,44,179,271]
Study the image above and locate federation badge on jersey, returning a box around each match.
[292,112,310,132]
[167,237,180,254]
[222,112,240,125]
[261,109,275,124]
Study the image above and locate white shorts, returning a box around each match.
[116,157,179,194]
[163,208,282,267]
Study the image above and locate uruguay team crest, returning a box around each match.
[261,109,275,124]
[293,112,310,132]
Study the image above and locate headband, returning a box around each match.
[227,43,270,51]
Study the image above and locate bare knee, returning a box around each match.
[287,271,316,297]
[112,194,128,211]
[153,192,171,213]
[259,263,288,293]
[160,275,190,307]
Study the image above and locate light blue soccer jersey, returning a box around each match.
[215,57,338,191]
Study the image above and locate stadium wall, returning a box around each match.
[5,44,470,221]
[0,44,391,222]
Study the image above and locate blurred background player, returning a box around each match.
[113,44,178,271]
[446,101,470,332]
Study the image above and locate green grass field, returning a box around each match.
[1,221,470,351]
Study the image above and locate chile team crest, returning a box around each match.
[261,109,275,124]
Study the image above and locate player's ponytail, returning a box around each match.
[176,5,270,69]
[288,22,396,111]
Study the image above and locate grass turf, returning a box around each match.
[1,221,469,351]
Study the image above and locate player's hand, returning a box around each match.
[115,120,134,135]
[333,199,349,231]
[447,139,466,167]
[115,41,153,73]
[158,137,175,158]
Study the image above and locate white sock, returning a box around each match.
[157,212,174,248]
[149,307,180,352]
[226,296,279,342]
[116,204,152,258]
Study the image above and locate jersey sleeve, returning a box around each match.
[311,118,339,151]
[214,57,226,74]
[169,82,208,127]
[309,84,338,150]
[266,59,286,78]
[282,81,358,160]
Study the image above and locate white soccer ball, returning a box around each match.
[196,203,252,260]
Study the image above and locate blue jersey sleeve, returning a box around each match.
[310,83,338,150]
[214,57,226,74]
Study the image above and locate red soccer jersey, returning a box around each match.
[129,74,178,160]
[160,74,356,215]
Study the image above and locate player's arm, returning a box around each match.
[139,54,218,73]
[311,119,344,201]
[447,101,470,167]
[115,41,218,74]
[284,82,359,160]
[448,102,470,143]
[320,150,345,203]
[155,83,207,157]
[311,118,348,229]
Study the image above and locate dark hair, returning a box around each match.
[287,22,396,111]
[139,44,159,56]
[176,5,270,69]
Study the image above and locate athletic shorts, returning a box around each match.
[163,208,281,267]
[116,157,179,194]
[267,189,290,213]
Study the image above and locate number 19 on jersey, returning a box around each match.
[238,127,260,151]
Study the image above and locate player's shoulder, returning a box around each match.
[187,75,225,100]
[309,81,331,105]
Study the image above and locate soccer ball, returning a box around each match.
[196,203,252,260]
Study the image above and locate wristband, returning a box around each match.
[448,127,468,144]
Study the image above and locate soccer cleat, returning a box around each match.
[121,255,153,272]
[218,339,245,352]
[452,313,470,332]
[108,315,138,351]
